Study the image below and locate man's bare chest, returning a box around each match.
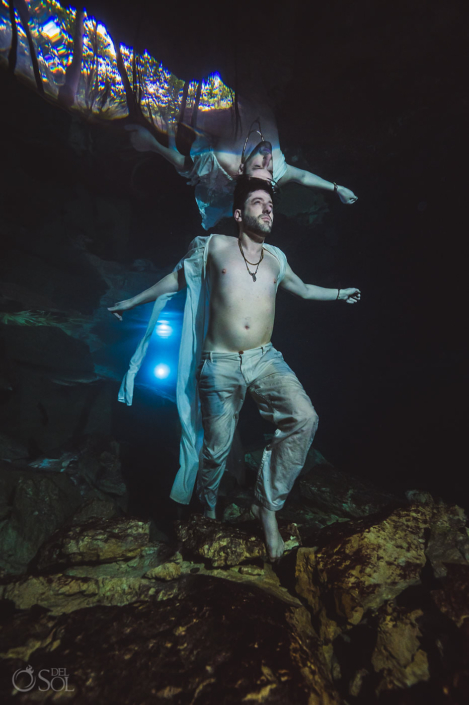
[208,243,279,298]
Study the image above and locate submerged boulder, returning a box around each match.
[0,435,128,576]
[298,464,399,520]
[371,601,430,694]
[35,516,154,570]
[431,563,469,629]
[0,575,342,705]
[1,516,175,614]
[175,514,301,568]
[0,461,83,575]
[295,503,468,627]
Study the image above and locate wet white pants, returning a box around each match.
[196,343,318,512]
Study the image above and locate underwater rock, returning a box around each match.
[144,561,182,581]
[298,464,399,520]
[431,563,469,629]
[292,503,469,703]
[28,450,80,472]
[221,502,245,522]
[371,601,430,694]
[424,504,469,579]
[175,514,301,567]
[69,496,122,524]
[0,281,63,314]
[175,515,265,567]
[20,434,129,508]
[348,668,370,698]
[0,576,342,705]
[35,516,154,570]
[0,435,128,576]
[0,461,83,575]
[94,448,127,497]
[405,489,435,505]
[0,566,183,616]
[0,215,108,316]
[0,514,299,616]
[0,364,116,454]
[1,500,468,701]
[64,434,127,492]
[295,504,438,625]
[0,321,94,373]
[1,517,176,614]
[0,431,28,462]
[292,501,469,702]
[0,547,299,617]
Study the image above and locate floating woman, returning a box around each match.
[127,101,358,231]
[0,2,357,231]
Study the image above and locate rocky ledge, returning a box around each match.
[0,476,468,703]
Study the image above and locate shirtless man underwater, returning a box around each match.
[109,177,361,560]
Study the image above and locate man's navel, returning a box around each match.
[221,268,227,274]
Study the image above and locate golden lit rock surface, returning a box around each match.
[295,503,467,625]
[371,601,430,693]
[175,514,301,568]
[0,576,342,705]
[35,516,153,570]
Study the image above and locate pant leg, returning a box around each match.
[197,356,246,510]
[248,350,319,512]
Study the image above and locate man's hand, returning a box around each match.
[125,124,158,153]
[107,299,135,321]
[339,288,361,304]
[336,186,358,205]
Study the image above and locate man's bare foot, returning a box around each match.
[203,508,216,520]
[250,503,285,561]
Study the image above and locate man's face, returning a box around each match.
[240,190,274,236]
[243,146,273,182]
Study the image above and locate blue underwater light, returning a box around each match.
[155,321,173,338]
[141,303,184,391]
[154,364,171,380]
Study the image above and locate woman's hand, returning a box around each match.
[339,288,361,304]
[336,186,358,204]
[125,124,158,153]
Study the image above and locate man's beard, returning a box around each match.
[242,213,272,236]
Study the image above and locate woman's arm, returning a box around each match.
[278,164,358,204]
[125,124,186,172]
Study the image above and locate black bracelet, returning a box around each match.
[336,288,341,300]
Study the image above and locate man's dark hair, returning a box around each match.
[232,176,274,215]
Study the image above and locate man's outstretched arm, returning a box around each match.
[278,164,357,205]
[280,264,361,303]
[108,268,187,321]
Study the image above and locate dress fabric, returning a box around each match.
[178,135,288,230]
[118,235,288,505]
[196,344,318,512]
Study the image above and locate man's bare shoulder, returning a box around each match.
[208,234,237,253]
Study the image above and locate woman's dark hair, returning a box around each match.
[232,176,275,214]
